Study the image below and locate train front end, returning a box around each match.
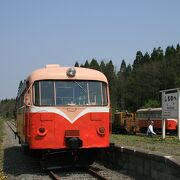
[23,65,110,157]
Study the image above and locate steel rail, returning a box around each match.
[6,121,17,134]
[10,121,16,127]
[86,166,108,180]
[47,166,108,180]
[49,170,61,180]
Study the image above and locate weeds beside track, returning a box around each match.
[0,117,7,180]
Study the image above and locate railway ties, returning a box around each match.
[48,166,108,180]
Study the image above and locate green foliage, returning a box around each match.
[0,99,16,118]
[84,60,89,68]
[75,44,180,112]
[0,117,4,142]
[0,117,7,179]
[74,61,79,67]
[143,99,160,108]
[89,59,100,70]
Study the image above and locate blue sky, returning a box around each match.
[0,0,180,100]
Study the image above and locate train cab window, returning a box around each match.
[73,81,88,105]
[55,81,107,106]
[33,80,108,106]
[102,83,107,105]
[34,81,40,105]
[89,81,102,105]
[33,81,54,106]
[41,81,55,106]
[56,81,75,105]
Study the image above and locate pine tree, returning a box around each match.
[105,60,117,110]
[89,59,100,70]
[84,60,90,68]
[74,61,79,67]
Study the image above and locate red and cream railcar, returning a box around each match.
[136,108,177,132]
[15,64,110,166]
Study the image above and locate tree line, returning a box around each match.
[0,98,15,118]
[75,44,180,112]
[1,43,180,117]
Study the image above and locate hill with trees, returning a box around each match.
[1,44,180,117]
[0,99,15,118]
[75,44,180,112]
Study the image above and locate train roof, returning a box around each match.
[136,108,162,112]
[27,64,108,84]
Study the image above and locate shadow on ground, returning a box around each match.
[3,146,43,176]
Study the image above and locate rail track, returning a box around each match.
[6,120,17,137]
[86,166,108,180]
[5,120,108,180]
[48,165,108,180]
[4,120,134,179]
[49,170,61,180]
[5,121,113,179]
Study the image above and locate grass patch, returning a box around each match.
[111,134,180,156]
[0,117,4,143]
[0,117,7,179]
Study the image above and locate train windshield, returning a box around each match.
[33,80,108,106]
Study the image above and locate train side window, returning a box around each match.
[157,111,162,118]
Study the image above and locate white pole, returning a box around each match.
[162,119,166,139]
[162,92,166,139]
[178,90,180,140]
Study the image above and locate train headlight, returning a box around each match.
[67,67,76,77]
[37,127,47,136]
[97,127,105,136]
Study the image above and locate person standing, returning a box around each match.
[146,121,156,137]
